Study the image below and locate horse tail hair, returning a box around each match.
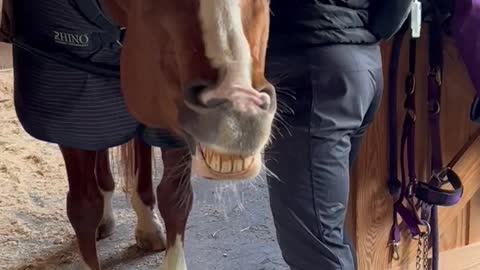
[115,138,137,194]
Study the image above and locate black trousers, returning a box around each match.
[265,44,383,270]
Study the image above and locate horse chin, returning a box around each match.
[191,144,262,181]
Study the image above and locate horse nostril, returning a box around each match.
[258,93,270,110]
[258,84,275,110]
[184,81,211,107]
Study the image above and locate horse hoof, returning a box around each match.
[135,229,166,251]
[79,258,99,270]
[97,218,115,240]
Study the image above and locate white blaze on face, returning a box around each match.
[198,0,252,89]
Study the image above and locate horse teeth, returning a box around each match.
[233,158,244,172]
[202,147,254,174]
[211,152,220,171]
[221,159,233,173]
[207,149,214,164]
[244,156,254,168]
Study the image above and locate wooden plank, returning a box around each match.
[437,135,480,238]
[439,209,468,252]
[394,242,480,270]
[467,191,480,244]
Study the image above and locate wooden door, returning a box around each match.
[347,25,480,270]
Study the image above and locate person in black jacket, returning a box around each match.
[265,1,383,269]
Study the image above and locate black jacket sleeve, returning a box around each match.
[368,0,412,40]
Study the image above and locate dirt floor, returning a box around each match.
[0,44,11,70]
[0,50,287,269]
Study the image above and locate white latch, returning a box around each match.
[411,0,422,38]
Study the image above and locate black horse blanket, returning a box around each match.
[1,0,184,150]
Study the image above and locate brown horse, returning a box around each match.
[56,0,275,269]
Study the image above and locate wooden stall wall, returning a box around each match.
[347,25,480,270]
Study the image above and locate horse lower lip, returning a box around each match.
[199,145,255,174]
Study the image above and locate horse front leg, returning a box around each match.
[60,146,103,270]
[158,148,193,270]
[130,138,166,251]
[95,150,116,240]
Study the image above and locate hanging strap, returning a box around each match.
[387,6,464,264]
[388,24,424,260]
[414,8,462,209]
[416,7,462,270]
